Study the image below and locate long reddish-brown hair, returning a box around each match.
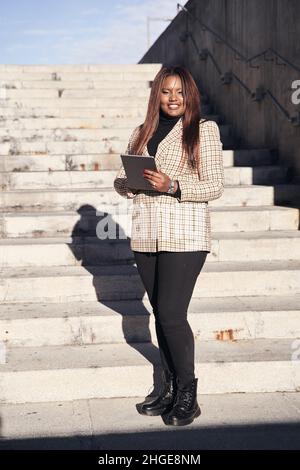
[130,65,202,170]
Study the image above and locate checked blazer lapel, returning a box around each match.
[142,116,183,165]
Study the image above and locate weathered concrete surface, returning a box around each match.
[0,392,300,449]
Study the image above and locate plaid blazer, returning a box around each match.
[113,117,225,252]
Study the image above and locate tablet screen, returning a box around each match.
[120,154,158,190]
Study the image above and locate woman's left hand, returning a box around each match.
[143,169,171,192]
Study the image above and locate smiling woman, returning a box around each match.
[113,65,224,427]
[160,75,185,116]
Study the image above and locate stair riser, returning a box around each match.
[0,166,291,191]
[0,362,298,403]
[0,124,231,141]
[3,132,246,154]
[2,207,298,239]
[0,117,147,130]
[0,150,274,172]
[0,187,275,211]
[0,80,152,90]
[1,311,300,347]
[0,129,138,141]
[1,269,299,303]
[0,98,160,109]
[0,71,161,81]
[0,141,132,155]
[1,237,300,266]
[0,104,212,118]
[0,108,153,119]
[0,136,233,155]
[1,89,152,99]
[0,64,162,72]
[0,114,220,129]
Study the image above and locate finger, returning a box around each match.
[144,175,159,188]
[144,173,160,182]
[144,169,159,175]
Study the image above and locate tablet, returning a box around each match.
[120,154,158,190]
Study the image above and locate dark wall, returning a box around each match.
[139,0,300,178]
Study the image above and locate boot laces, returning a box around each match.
[175,389,193,409]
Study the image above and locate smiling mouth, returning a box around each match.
[168,104,180,108]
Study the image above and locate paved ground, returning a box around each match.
[0,392,300,449]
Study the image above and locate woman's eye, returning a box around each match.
[162,91,183,94]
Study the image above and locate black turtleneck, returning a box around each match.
[147,109,182,198]
[147,109,181,156]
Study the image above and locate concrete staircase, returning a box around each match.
[1,64,300,404]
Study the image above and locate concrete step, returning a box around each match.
[1,203,297,237]
[0,103,213,118]
[2,136,240,157]
[0,149,277,172]
[0,114,221,130]
[1,97,159,109]
[0,126,233,144]
[0,338,299,403]
[1,206,298,239]
[0,136,237,155]
[0,117,148,130]
[0,140,141,156]
[0,186,276,211]
[0,64,163,73]
[0,165,292,191]
[0,106,152,119]
[1,260,300,303]
[225,165,291,184]
[1,230,300,266]
[0,139,128,158]
[0,153,125,172]
[0,71,162,82]
[2,88,152,100]
[0,79,152,90]
[0,124,232,141]
[1,392,300,449]
[1,295,300,347]
[0,128,136,141]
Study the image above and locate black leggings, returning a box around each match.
[133,250,208,389]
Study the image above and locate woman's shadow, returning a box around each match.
[68,204,164,399]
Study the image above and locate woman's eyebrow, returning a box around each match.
[162,86,182,90]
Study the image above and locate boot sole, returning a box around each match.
[164,406,201,426]
[136,402,173,416]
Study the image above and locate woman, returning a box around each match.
[113,65,224,426]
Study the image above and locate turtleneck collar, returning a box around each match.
[159,108,183,123]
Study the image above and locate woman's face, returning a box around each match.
[160,75,186,117]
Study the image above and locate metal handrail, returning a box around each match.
[177,3,300,73]
[176,4,300,125]
[246,48,300,73]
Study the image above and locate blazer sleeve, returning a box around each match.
[176,120,225,203]
[113,126,140,199]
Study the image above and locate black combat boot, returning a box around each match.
[136,370,177,416]
[164,377,201,426]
